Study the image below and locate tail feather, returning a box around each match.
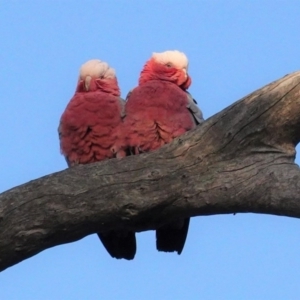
[156,218,190,255]
[98,231,136,260]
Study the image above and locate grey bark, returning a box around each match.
[1,72,300,272]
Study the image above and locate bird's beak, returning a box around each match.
[182,68,188,79]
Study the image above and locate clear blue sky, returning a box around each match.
[1,1,300,299]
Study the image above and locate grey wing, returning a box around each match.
[125,90,132,102]
[118,97,126,118]
[58,121,62,143]
[186,92,204,125]
[58,121,77,167]
[124,88,137,104]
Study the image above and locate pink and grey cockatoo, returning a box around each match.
[58,59,136,260]
[123,50,204,255]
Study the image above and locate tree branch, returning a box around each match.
[1,72,300,271]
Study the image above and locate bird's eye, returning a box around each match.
[166,63,172,67]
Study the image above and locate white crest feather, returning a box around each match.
[152,50,189,70]
[79,59,116,80]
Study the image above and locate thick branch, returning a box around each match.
[1,72,300,271]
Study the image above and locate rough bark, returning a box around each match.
[1,72,300,272]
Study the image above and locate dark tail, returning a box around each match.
[156,218,190,255]
[98,231,136,260]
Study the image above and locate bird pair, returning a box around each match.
[59,50,204,260]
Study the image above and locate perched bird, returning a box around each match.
[59,59,136,260]
[123,50,204,255]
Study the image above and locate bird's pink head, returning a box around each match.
[76,59,120,96]
[139,50,191,90]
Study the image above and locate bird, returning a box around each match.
[123,50,204,255]
[58,59,136,260]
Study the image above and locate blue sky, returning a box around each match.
[1,1,300,299]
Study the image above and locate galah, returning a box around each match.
[123,50,204,255]
[58,59,136,260]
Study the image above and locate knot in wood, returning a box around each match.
[121,203,138,220]
[149,170,160,178]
